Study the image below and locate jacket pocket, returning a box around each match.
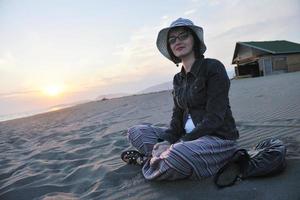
[173,86,185,109]
[191,78,206,105]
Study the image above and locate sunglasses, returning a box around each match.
[168,31,190,45]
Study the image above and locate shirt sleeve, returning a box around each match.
[182,59,230,141]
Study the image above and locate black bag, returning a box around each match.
[214,138,287,188]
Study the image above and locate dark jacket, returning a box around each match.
[162,57,239,143]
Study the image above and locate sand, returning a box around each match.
[0,71,299,200]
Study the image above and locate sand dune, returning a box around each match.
[0,72,299,200]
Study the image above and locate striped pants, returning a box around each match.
[127,124,237,181]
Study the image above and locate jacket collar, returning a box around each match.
[179,56,204,78]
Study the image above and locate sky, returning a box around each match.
[0,0,300,118]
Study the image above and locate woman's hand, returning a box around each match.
[153,141,170,151]
[152,141,171,157]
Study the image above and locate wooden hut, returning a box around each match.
[232,40,300,77]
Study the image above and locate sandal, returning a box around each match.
[121,150,145,166]
[214,149,250,188]
[214,160,241,188]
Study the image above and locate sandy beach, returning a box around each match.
[0,71,300,200]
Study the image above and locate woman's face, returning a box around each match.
[168,27,194,60]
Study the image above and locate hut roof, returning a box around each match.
[232,40,300,64]
[241,40,300,54]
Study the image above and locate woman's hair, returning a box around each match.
[167,27,203,64]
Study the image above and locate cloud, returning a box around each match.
[209,13,300,44]
[0,51,15,69]
[0,90,39,98]
[161,15,169,20]
[216,0,299,30]
[106,26,159,74]
[184,9,197,16]
[78,18,180,94]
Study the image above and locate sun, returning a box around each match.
[42,85,64,97]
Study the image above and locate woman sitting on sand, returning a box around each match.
[121,18,239,180]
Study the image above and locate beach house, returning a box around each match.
[232,40,300,78]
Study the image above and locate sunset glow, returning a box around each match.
[1,0,299,118]
[42,85,64,97]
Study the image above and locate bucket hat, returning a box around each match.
[156,18,206,64]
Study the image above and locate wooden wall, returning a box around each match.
[272,56,287,71]
[287,53,300,72]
